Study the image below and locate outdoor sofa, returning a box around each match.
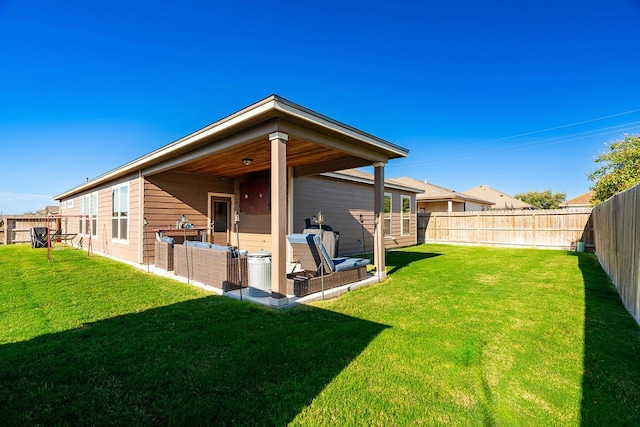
[286,233,370,296]
[155,237,175,271]
[174,241,248,291]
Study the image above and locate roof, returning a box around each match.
[55,95,409,200]
[392,177,493,205]
[321,169,424,193]
[464,185,536,209]
[561,190,593,207]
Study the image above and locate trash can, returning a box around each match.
[248,251,272,297]
[576,242,585,252]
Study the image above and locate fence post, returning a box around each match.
[531,211,536,249]
[434,215,438,244]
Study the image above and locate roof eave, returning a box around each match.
[55,95,409,201]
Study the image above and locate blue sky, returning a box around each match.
[1,0,639,214]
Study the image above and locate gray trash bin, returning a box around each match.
[248,251,272,297]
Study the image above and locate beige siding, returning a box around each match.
[294,175,416,256]
[58,175,140,262]
[465,202,486,211]
[144,171,237,263]
[419,201,449,212]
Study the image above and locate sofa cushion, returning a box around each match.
[211,244,236,257]
[332,257,370,272]
[161,236,175,245]
[184,240,212,249]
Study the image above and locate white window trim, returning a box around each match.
[78,197,85,235]
[91,191,98,237]
[83,194,91,236]
[401,195,411,236]
[384,192,392,237]
[112,183,129,242]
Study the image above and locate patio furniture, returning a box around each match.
[286,233,369,297]
[174,241,248,291]
[155,237,175,271]
[30,227,48,248]
[48,229,77,246]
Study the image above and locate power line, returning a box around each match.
[413,108,640,156]
[397,121,640,167]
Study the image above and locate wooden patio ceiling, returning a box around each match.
[173,135,372,178]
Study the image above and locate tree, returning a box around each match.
[588,134,640,204]
[514,189,566,209]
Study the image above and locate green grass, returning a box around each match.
[1,244,639,426]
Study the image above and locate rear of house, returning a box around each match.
[55,95,411,306]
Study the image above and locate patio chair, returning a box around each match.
[286,233,369,296]
[30,227,48,248]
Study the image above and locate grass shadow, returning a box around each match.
[385,250,441,276]
[577,252,640,426]
[0,296,388,425]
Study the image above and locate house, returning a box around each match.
[391,177,493,212]
[55,95,410,307]
[560,191,593,209]
[36,205,60,216]
[464,185,535,210]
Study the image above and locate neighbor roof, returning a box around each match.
[561,191,593,207]
[322,169,424,193]
[392,177,493,205]
[464,185,535,209]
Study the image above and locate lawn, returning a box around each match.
[1,244,639,426]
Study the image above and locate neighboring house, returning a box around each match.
[392,177,493,212]
[294,169,421,255]
[55,95,409,306]
[36,205,60,216]
[560,191,593,209]
[464,185,535,210]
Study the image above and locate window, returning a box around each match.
[78,197,84,234]
[384,192,392,237]
[401,195,411,236]
[80,193,98,236]
[91,192,98,237]
[67,199,73,208]
[84,195,90,235]
[61,201,67,209]
[112,184,129,240]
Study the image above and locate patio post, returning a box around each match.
[373,162,386,279]
[269,131,289,307]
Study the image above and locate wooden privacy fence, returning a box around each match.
[592,184,640,325]
[0,216,60,245]
[418,208,594,250]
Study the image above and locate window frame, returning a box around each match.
[91,191,98,237]
[401,195,411,236]
[111,184,129,242]
[384,192,392,237]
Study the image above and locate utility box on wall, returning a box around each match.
[239,177,270,214]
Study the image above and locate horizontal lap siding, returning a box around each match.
[57,175,140,262]
[236,213,271,253]
[294,176,416,256]
[144,171,236,263]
